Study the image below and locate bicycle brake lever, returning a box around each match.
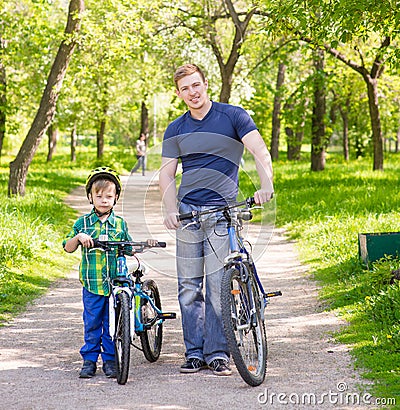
[181,220,198,230]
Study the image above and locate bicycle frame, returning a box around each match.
[179,197,280,386]
[92,240,174,343]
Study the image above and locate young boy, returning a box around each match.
[63,167,132,379]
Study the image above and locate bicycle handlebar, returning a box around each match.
[92,239,166,251]
[178,197,256,221]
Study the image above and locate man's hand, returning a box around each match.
[163,212,180,230]
[253,189,274,205]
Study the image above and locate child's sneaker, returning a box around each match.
[79,360,96,378]
[102,360,117,378]
[208,359,232,376]
[180,358,207,373]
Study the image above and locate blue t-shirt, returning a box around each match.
[162,101,257,205]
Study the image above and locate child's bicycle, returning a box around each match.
[178,197,281,386]
[92,239,176,385]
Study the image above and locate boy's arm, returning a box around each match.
[64,233,94,253]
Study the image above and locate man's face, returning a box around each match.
[176,72,209,110]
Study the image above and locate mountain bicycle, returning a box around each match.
[92,239,176,385]
[178,197,281,386]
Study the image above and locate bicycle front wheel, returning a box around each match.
[221,267,267,386]
[139,279,163,362]
[114,291,131,385]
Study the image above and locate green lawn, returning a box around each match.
[1,147,399,406]
[240,152,400,404]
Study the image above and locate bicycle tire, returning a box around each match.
[221,266,267,386]
[114,291,131,385]
[139,279,163,362]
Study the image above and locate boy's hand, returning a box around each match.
[77,233,94,248]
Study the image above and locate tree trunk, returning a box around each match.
[46,124,58,162]
[318,36,390,171]
[219,66,234,104]
[311,49,326,172]
[8,0,84,196]
[70,122,77,162]
[365,76,384,170]
[97,119,105,159]
[0,38,6,159]
[140,101,149,138]
[209,1,255,103]
[396,125,400,153]
[271,62,286,161]
[286,127,304,161]
[338,97,350,161]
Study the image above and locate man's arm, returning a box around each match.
[159,156,180,229]
[242,130,274,204]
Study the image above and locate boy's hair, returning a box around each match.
[173,64,206,89]
[91,179,117,195]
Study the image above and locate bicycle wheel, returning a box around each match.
[139,279,163,362]
[221,266,267,386]
[114,291,131,385]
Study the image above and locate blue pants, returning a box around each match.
[80,287,114,363]
[176,203,230,364]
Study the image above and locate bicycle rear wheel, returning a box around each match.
[139,279,163,362]
[221,266,267,386]
[114,291,131,385]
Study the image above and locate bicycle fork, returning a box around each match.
[109,287,136,343]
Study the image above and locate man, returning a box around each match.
[159,64,274,376]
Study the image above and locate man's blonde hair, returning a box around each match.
[173,64,206,89]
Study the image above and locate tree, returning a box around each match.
[301,36,390,170]
[268,0,400,170]
[310,48,327,171]
[8,0,84,196]
[163,0,264,103]
[0,36,5,158]
[270,61,285,160]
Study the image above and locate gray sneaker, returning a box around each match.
[208,359,232,376]
[180,358,207,373]
[79,360,97,378]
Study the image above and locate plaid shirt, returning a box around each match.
[63,209,132,296]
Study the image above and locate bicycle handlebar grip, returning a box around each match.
[177,211,197,221]
[157,242,166,248]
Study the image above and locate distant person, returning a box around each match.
[63,167,132,379]
[159,64,274,376]
[131,133,147,176]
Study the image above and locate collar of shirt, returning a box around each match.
[87,208,117,227]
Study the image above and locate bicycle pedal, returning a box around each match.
[265,291,282,298]
[158,312,176,320]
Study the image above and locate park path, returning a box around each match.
[0,171,373,410]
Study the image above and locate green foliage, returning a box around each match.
[263,152,400,401]
[237,151,400,401]
[0,155,84,322]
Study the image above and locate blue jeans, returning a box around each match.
[131,155,146,175]
[176,203,230,364]
[80,287,114,363]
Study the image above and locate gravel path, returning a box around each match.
[0,171,374,409]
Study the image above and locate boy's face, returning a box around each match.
[90,183,117,213]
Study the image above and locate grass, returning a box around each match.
[0,145,142,322]
[1,144,399,406]
[240,151,400,405]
